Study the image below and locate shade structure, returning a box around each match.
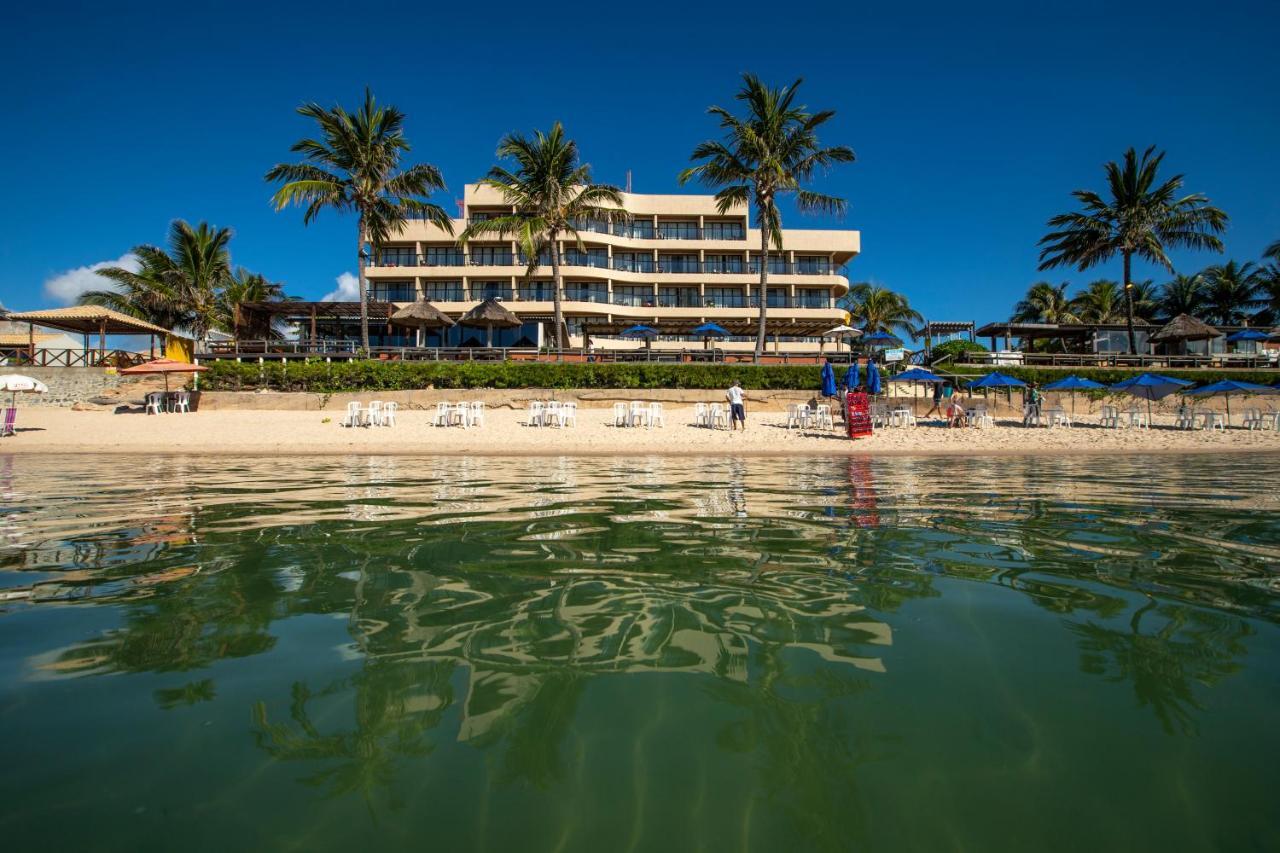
[0,374,50,394]
[968,372,1026,389]
[866,360,882,395]
[821,362,837,397]
[1224,329,1269,343]
[390,301,455,347]
[458,298,521,347]
[862,331,902,347]
[120,358,209,393]
[1186,379,1276,426]
[1042,374,1106,415]
[691,322,730,337]
[620,325,658,337]
[1110,372,1194,422]
[892,367,944,384]
[1148,314,1220,344]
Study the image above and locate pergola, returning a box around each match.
[974,321,1161,351]
[235,301,396,340]
[4,306,177,359]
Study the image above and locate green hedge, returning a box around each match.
[199,359,1278,394]
[202,359,826,392]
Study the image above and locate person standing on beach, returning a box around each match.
[924,382,945,418]
[727,380,746,431]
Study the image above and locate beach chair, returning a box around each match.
[467,401,485,428]
[1123,408,1147,429]
[145,392,165,416]
[1174,405,1196,430]
[709,403,727,429]
[365,401,383,427]
[815,404,834,429]
[1,407,15,437]
[529,400,545,427]
[545,401,563,428]
[382,401,398,427]
[1241,408,1263,430]
[968,405,993,428]
[785,404,803,429]
[870,402,889,428]
[1204,411,1226,432]
[629,401,648,428]
[648,402,665,428]
[892,406,915,427]
[341,401,362,427]
[693,402,709,427]
[612,402,628,427]
[1099,405,1120,429]
[434,401,452,427]
[172,391,191,414]
[560,401,577,427]
[1049,408,1071,428]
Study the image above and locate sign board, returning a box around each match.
[884,348,906,363]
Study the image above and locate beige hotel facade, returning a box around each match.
[354,183,860,352]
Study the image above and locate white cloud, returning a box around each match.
[322,271,360,302]
[43,254,139,304]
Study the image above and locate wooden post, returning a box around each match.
[28,322,35,365]
[98,319,107,363]
[310,304,317,343]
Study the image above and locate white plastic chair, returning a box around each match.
[145,392,165,416]
[892,406,915,427]
[449,403,468,428]
[785,404,803,429]
[434,402,452,427]
[1124,408,1147,429]
[1205,411,1226,432]
[381,401,398,427]
[709,403,727,429]
[969,406,993,428]
[815,404,834,429]
[648,402,665,427]
[529,400,545,427]
[1174,405,1196,430]
[173,391,191,414]
[1241,408,1262,430]
[1048,408,1071,428]
[560,401,577,427]
[545,401,563,428]
[1099,406,1120,429]
[341,401,362,428]
[629,401,648,428]
[612,402,628,427]
[694,402,709,427]
[366,401,383,427]
[467,401,485,428]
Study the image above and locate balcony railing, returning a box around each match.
[373,254,844,276]
[459,220,749,241]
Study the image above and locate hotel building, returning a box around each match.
[331,183,860,352]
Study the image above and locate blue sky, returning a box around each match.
[1,0,1277,328]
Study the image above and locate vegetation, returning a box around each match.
[1013,282,1078,324]
[266,89,452,352]
[81,220,285,342]
[200,358,1275,394]
[457,122,625,353]
[1070,280,1130,324]
[1199,261,1263,326]
[929,339,988,362]
[840,284,921,335]
[1038,146,1228,353]
[681,74,854,360]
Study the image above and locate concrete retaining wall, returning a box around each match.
[5,367,141,408]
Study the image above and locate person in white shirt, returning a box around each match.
[726,380,746,430]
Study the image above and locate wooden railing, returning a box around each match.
[0,348,149,368]
[961,351,1277,370]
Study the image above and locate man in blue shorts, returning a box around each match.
[727,380,746,430]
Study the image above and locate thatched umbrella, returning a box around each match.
[390,301,455,347]
[1149,314,1220,355]
[459,298,521,348]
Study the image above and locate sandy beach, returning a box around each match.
[6,404,1280,456]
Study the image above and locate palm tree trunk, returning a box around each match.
[1123,251,1137,355]
[357,219,370,354]
[550,233,565,359]
[755,217,769,361]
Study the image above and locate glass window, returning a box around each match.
[614,220,655,239]
[425,247,465,266]
[613,286,653,307]
[658,220,699,240]
[424,281,465,301]
[749,254,789,275]
[377,246,416,267]
[658,254,699,273]
[704,221,745,240]
[472,280,513,300]
[564,248,609,268]
[658,287,700,308]
[795,256,832,275]
[766,288,789,308]
[797,289,831,308]
[705,287,746,308]
[568,282,608,303]
[705,254,745,274]
[368,281,416,302]
[470,246,514,266]
[517,281,556,301]
[613,252,655,273]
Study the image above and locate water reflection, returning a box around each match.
[1,452,1278,845]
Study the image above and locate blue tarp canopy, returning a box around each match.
[1042,375,1106,391]
[968,372,1026,389]
[892,367,944,383]
[1224,329,1270,343]
[620,325,658,338]
[691,322,730,337]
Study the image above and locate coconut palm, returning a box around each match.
[1199,261,1262,326]
[1253,265,1280,326]
[457,123,623,354]
[840,284,922,336]
[1264,239,1280,261]
[81,219,234,343]
[680,74,855,359]
[1070,280,1128,324]
[1012,282,1079,324]
[1156,273,1206,320]
[1038,146,1228,354]
[219,268,289,338]
[266,89,452,351]
[1128,279,1159,321]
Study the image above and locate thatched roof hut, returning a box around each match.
[1149,314,1220,343]
[389,301,455,328]
[458,298,521,329]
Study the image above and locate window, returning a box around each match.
[658,254,699,273]
[797,289,831,308]
[795,256,832,275]
[614,252,655,273]
[470,246,514,266]
[517,248,552,267]
[570,217,610,235]
[368,281,416,302]
[473,280,513,300]
[517,281,556,301]
[564,248,608,268]
[705,287,746,308]
[705,254,745,274]
[613,286,653,307]
[749,254,789,275]
[766,288,789,308]
[704,221,745,240]
[568,282,608,303]
[658,287,699,308]
[377,246,416,267]
[614,220,655,239]
[425,247,465,266]
[658,220,699,240]
[424,281,464,301]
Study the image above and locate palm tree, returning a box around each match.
[1038,146,1228,353]
[680,74,855,360]
[219,268,289,338]
[81,220,233,343]
[1070,280,1128,324]
[1199,261,1262,325]
[1012,282,1079,324]
[1157,273,1205,320]
[840,284,922,336]
[457,123,624,354]
[1128,279,1159,321]
[266,89,452,352]
[1254,265,1280,326]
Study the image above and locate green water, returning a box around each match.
[0,453,1277,852]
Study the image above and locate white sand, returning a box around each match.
[6,406,1280,456]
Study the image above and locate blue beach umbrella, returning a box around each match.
[1225,329,1270,343]
[892,367,944,384]
[843,361,860,390]
[866,360,882,395]
[1110,373,1194,422]
[821,362,838,397]
[862,331,902,348]
[1186,379,1276,426]
[621,324,658,338]
[967,372,1026,389]
[1042,375,1106,415]
[690,322,729,337]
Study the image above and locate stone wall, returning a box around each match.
[7,368,167,408]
